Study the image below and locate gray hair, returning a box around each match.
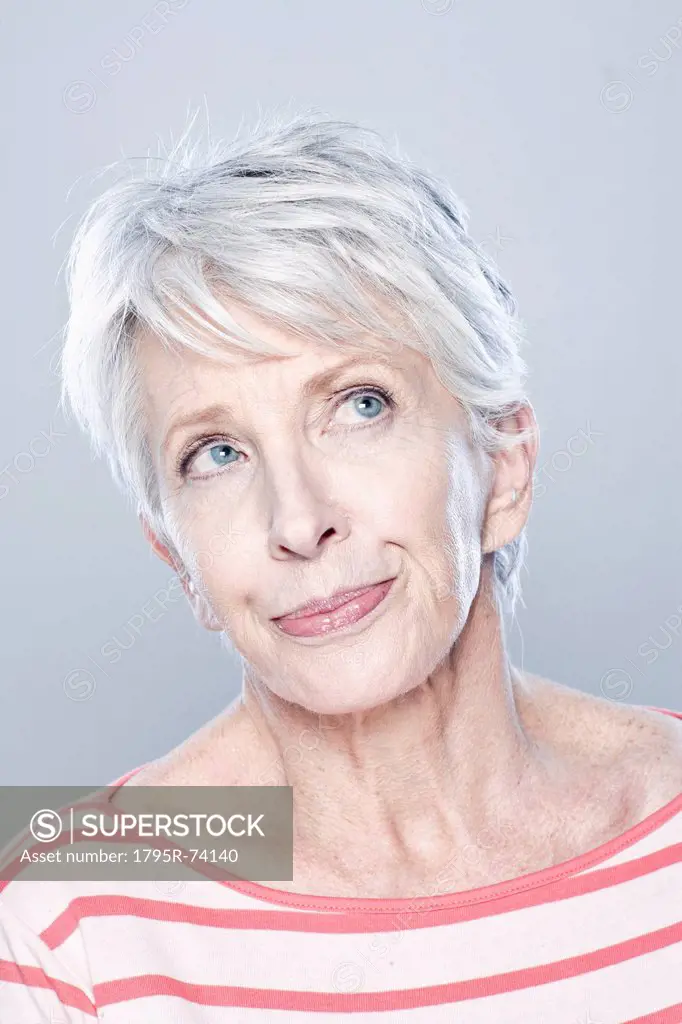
[59,108,535,618]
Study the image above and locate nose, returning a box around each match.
[264,449,350,561]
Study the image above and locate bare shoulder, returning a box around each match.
[122,699,262,788]
[522,671,682,814]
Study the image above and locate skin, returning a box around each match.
[128,300,682,898]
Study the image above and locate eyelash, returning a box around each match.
[175,384,396,479]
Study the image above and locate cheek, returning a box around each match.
[341,433,451,535]
[416,444,486,606]
[446,483,485,601]
[179,519,235,577]
[163,507,247,613]
[444,459,487,598]
[164,483,255,577]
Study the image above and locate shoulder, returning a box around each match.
[120,699,267,788]
[522,671,682,815]
[614,701,682,814]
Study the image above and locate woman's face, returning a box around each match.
[138,303,497,714]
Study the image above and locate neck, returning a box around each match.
[238,570,576,896]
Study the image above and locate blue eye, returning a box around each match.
[353,394,384,418]
[180,441,239,478]
[178,385,395,479]
[337,387,393,424]
[207,444,238,466]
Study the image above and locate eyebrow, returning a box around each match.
[159,353,396,456]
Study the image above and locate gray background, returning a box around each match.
[1,0,680,785]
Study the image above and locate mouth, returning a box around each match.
[271,578,397,638]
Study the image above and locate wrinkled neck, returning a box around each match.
[239,571,546,875]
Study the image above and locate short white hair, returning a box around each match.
[59,108,535,617]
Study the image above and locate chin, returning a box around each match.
[289,674,409,717]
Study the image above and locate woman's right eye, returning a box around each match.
[181,441,240,478]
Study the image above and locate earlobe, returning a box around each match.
[202,606,224,633]
[137,513,222,631]
[188,580,224,632]
[480,403,538,554]
[480,481,530,555]
[138,512,177,570]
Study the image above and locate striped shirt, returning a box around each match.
[1,705,681,1023]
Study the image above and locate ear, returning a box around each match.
[481,402,538,555]
[138,513,224,632]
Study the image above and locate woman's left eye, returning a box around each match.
[335,388,392,425]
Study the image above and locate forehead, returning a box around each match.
[135,301,434,413]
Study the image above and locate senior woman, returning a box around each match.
[1,112,681,1023]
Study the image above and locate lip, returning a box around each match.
[272,579,396,620]
[272,578,397,638]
